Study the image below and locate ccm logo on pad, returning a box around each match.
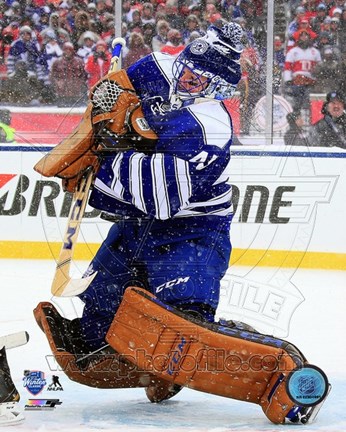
[156,276,190,293]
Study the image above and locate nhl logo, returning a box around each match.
[190,40,208,55]
[23,370,47,396]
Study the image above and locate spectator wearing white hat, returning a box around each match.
[41,30,63,73]
[320,15,332,32]
[287,6,307,38]
[3,1,21,27]
[87,3,97,13]
[331,7,343,19]
[141,3,156,26]
[77,31,99,63]
[152,19,170,52]
[329,1,344,17]
[86,3,102,34]
[5,26,51,103]
[7,25,48,85]
[40,12,61,42]
[57,28,71,46]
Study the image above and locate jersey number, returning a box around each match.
[189,151,217,170]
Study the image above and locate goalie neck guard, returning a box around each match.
[172,22,243,101]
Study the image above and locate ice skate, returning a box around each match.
[0,346,24,426]
[145,380,182,403]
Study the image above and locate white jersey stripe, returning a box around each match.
[93,178,128,204]
[176,206,233,217]
[151,154,170,220]
[129,153,146,214]
[111,153,125,200]
[184,188,232,209]
[174,158,192,207]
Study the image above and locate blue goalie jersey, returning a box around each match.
[89,52,235,220]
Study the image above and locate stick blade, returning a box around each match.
[0,331,29,350]
[52,273,97,297]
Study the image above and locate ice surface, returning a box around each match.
[0,259,345,431]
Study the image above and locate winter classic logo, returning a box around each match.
[23,370,47,395]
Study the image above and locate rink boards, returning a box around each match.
[0,143,345,270]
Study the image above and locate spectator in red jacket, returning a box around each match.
[85,39,111,89]
[50,42,87,106]
[283,29,322,113]
[0,27,15,81]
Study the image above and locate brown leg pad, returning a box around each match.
[106,287,308,424]
[33,302,159,389]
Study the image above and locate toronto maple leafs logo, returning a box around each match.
[190,39,209,55]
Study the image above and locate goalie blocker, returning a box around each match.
[34,69,157,193]
[106,287,331,425]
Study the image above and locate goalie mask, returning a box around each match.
[172,22,243,101]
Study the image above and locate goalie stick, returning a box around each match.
[0,331,29,350]
[51,37,126,297]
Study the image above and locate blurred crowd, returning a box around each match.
[0,0,270,108]
[281,0,346,121]
[0,0,345,137]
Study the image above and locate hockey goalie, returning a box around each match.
[33,23,330,424]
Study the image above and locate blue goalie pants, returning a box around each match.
[78,216,232,350]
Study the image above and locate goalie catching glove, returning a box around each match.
[34,70,157,193]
